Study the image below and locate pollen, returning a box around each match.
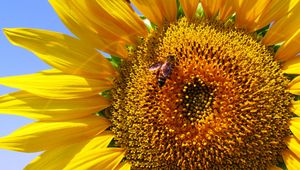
[111,18,294,169]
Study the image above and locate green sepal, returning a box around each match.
[227,13,236,23]
[256,24,270,38]
[97,107,112,119]
[108,138,118,148]
[276,161,288,170]
[96,109,105,117]
[195,3,205,18]
[108,55,122,68]
[140,16,157,31]
[273,42,283,53]
[100,89,111,99]
[176,0,185,19]
[295,95,300,101]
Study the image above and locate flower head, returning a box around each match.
[1,0,300,169]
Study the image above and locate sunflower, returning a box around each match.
[1,0,300,169]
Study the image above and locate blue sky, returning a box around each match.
[0,1,71,169]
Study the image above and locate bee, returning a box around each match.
[149,55,176,87]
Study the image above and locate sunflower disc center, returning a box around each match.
[111,18,293,169]
[179,78,214,122]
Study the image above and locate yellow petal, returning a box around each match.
[290,118,300,140]
[0,116,110,152]
[0,70,112,100]
[115,162,132,170]
[200,0,223,18]
[287,76,300,95]
[63,148,125,170]
[291,100,300,116]
[275,29,300,61]
[285,136,300,160]
[131,0,177,26]
[50,0,147,58]
[282,149,300,169]
[25,131,114,170]
[233,0,271,30]
[218,0,235,21]
[0,90,110,121]
[281,56,300,74]
[4,28,117,80]
[78,131,114,151]
[200,0,234,21]
[263,2,300,45]
[179,0,199,19]
[250,0,299,31]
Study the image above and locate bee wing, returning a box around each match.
[161,61,175,77]
[149,62,162,71]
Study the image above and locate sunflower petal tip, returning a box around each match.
[3,28,24,35]
[2,28,9,32]
[2,28,24,45]
[3,28,14,37]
